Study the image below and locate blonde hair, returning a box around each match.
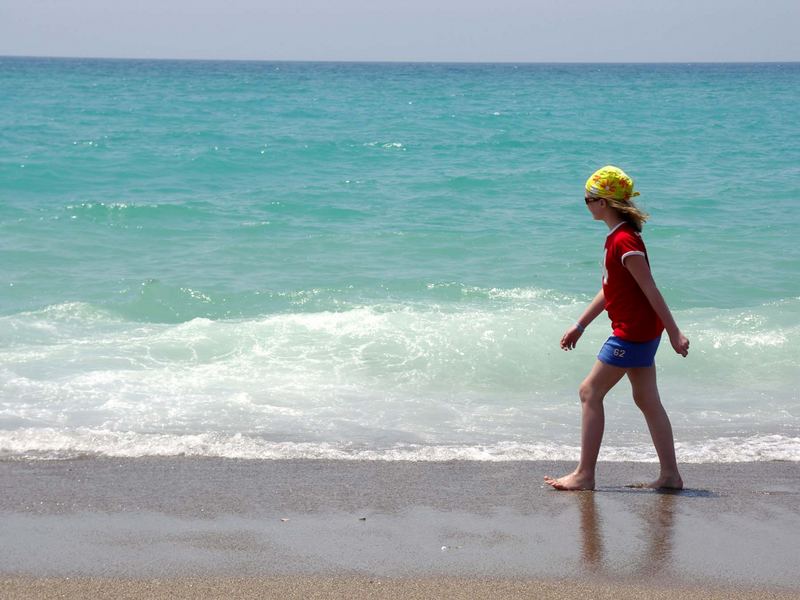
[605,196,649,233]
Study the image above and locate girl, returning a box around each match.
[544,166,689,491]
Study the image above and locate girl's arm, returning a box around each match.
[624,255,690,356]
[560,289,605,350]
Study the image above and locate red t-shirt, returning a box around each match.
[602,222,663,342]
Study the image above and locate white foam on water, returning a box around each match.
[1,429,797,463]
[1,296,798,462]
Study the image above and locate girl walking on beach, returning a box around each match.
[545,166,688,491]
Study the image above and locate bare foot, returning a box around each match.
[626,474,683,490]
[544,472,595,491]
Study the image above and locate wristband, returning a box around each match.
[575,322,585,333]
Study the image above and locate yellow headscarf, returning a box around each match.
[585,165,640,201]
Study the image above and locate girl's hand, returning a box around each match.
[670,331,690,357]
[560,325,583,351]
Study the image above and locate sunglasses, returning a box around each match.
[584,196,602,205]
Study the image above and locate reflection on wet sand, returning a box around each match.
[577,492,602,571]
[576,490,678,576]
[635,492,677,576]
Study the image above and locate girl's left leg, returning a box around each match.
[544,360,627,491]
[626,365,683,489]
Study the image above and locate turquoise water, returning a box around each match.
[1,58,798,461]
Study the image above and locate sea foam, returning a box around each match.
[1,298,797,462]
[2,429,797,463]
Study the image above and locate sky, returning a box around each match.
[0,0,798,63]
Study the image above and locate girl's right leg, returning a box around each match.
[545,360,626,491]
[626,365,683,489]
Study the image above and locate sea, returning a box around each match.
[1,58,798,463]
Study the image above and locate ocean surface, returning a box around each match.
[1,58,798,462]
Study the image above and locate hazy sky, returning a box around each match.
[1,0,798,62]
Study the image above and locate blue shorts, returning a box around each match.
[597,335,661,368]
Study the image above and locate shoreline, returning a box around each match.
[2,458,798,597]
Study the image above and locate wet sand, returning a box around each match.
[1,459,798,598]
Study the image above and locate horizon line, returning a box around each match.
[2,54,799,66]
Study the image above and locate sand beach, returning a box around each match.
[2,458,798,598]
